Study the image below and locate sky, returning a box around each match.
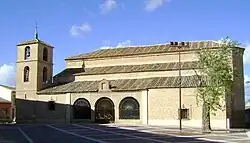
[0,0,249,100]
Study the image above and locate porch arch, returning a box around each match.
[73,98,91,119]
[95,97,115,123]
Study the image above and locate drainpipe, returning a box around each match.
[146,89,149,125]
[70,93,72,124]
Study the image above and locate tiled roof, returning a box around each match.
[76,61,199,76]
[0,97,11,103]
[16,39,54,47]
[54,68,85,78]
[65,41,221,60]
[0,84,15,90]
[37,75,206,94]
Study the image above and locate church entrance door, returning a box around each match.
[95,97,114,123]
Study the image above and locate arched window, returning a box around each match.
[43,67,47,82]
[43,47,48,61]
[119,97,140,119]
[73,98,91,119]
[24,46,30,60]
[23,66,30,82]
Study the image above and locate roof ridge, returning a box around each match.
[98,40,220,49]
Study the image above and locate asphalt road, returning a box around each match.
[0,124,249,143]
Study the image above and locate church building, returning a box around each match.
[15,33,246,129]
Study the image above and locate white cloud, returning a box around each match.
[244,43,250,65]
[100,0,117,14]
[0,63,16,86]
[70,23,92,36]
[100,40,132,49]
[145,0,169,12]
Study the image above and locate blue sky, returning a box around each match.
[0,0,249,99]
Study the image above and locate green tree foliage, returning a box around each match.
[194,37,240,131]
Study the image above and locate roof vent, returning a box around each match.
[174,42,178,45]
[170,42,174,45]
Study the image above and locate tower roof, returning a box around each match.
[16,39,54,48]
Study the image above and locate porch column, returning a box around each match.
[141,89,149,125]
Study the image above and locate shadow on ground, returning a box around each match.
[0,123,222,143]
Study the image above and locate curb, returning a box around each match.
[247,131,250,138]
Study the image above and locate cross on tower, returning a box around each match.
[34,23,39,39]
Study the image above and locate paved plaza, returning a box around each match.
[0,123,249,143]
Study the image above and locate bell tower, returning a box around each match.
[15,25,54,100]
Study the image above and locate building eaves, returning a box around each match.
[0,84,15,90]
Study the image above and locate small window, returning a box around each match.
[99,79,110,91]
[43,47,48,61]
[24,46,31,60]
[101,83,106,90]
[24,66,30,82]
[48,101,55,111]
[43,67,48,83]
[179,108,189,119]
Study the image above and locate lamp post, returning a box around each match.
[171,41,186,130]
[178,44,182,131]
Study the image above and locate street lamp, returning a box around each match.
[178,42,182,131]
[170,41,189,131]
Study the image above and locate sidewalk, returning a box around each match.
[106,123,248,135]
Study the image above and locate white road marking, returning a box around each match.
[67,129,90,132]
[196,138,229,143]
[87,134,120,137]
[177,141,210,143]
[227,138,250,141]
[47,125,106,143]
[101,137,136,141]
[18,128,33,143]
[73,124,171,143]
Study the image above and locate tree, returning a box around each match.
[193,37,240,132]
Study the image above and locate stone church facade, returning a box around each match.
[15,37,245,129]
